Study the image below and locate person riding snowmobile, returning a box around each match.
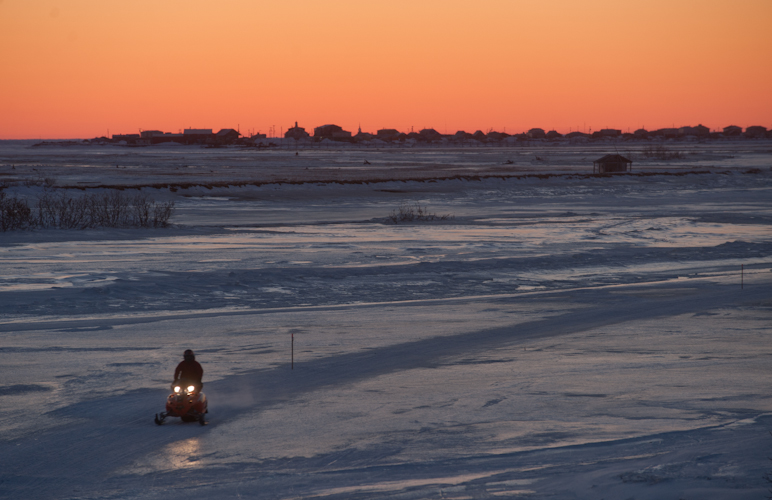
[174,349,203,391]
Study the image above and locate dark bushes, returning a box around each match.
[0,192,33,231]
[641,144,684,160]
[388,202,452,223]
[0,190,174,231]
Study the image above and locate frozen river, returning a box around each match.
[1,142,771,499]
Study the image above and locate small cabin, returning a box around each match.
[593,154,632,174]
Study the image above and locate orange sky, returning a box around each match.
[1,0,771,139]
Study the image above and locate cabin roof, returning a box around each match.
[594,154,632,163]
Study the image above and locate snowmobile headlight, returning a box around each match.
[173,386,181,393]
[187,385,196,393]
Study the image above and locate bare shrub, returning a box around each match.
[87,191,174,228]
[150,199,175,227]
[0,192,32,231]
[87,191,128,227]
[35,190,90,229]
[4,189,175,231]
[388,202,452,224]
[131,194,151,227]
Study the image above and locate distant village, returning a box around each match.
[95,123,772,147]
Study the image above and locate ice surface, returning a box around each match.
[1,141,771,499]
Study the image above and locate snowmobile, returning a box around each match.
[154,381,208,425]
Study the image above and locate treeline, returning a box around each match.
[0,190,174,231]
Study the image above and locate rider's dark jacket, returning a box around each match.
[174,359,203,387]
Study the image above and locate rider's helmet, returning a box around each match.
[183,349,195,361]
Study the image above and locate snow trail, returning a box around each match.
[1,279,769,499]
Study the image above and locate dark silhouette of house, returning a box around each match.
[151,133,185,144]
[527,128,545,139]
[593,154,632,174]
[487,131,508,141]
[112,134,140,144]
[353,126,374,141]
[745,126,767,138]
[419,128,442,142]
[314,124,352,140]
[376,129,400,141]
[285,122,310,140]
[183,129,214,144]
[723,125,742,137]
[678,124,710,137]
[136,130,185,144]
[651,128,679,138]
[215,129,241,144]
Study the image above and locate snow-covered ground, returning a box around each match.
[1,141,772,499]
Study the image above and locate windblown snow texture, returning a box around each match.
[1,141,771,499]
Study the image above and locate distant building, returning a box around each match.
[183,128,214,144]
[151,133,185,144]
[419,128,442,142]
[744,126,767,138]
[633,128,648,138]
[376,129,400,141]
[314,124,352,140]
[678,124,710,137]
[215,129,241,144]
[723,125,742,137]
[454,131,474,141]
[285,122,310,140]
[566,131,590,139]
[545,130,563,139]
[652,128,679,138]
[599,129,621,137]
[140,130,164,139]
[353,126,374,141]
[112,133,140,144]
[593,154,632,174]
[527,128,545,139]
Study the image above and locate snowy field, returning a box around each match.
[1,140,772,499]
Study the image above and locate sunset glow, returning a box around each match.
[1,0,770,139]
